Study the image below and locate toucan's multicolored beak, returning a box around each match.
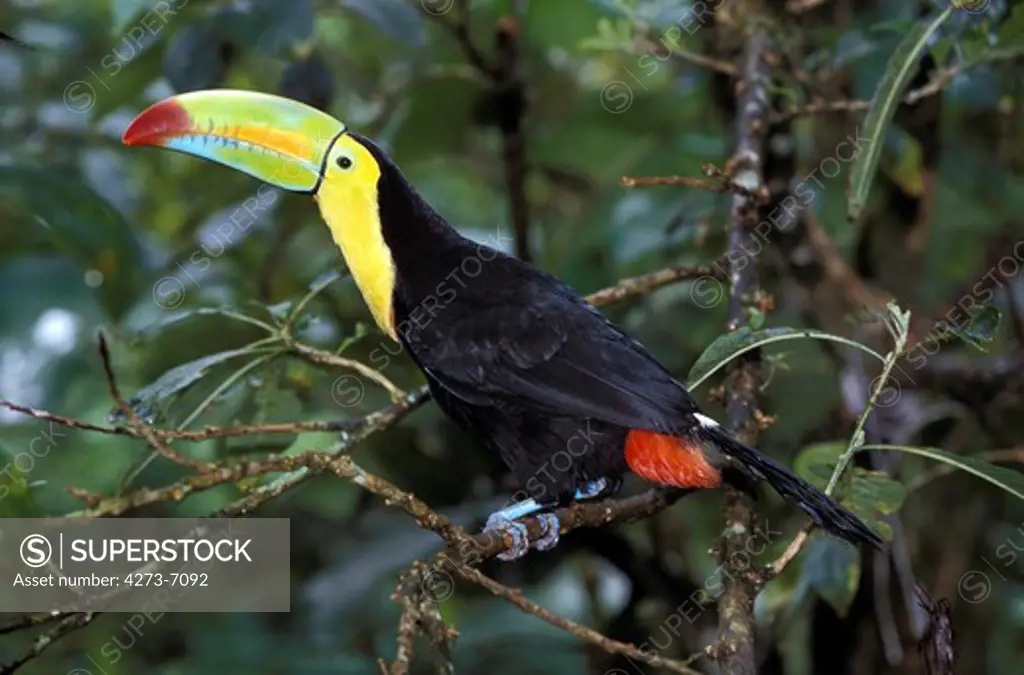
[122,89,346,193]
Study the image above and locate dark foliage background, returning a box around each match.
[1,0,1023,674]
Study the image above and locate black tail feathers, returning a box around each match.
[703,425,884,549]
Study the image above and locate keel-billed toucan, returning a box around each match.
[123,90,882,559]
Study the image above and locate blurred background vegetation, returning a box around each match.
[1,0,1023,673]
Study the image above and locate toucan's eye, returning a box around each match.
[336,155,353,170]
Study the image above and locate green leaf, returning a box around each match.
[794,441,846,489]
[847,7,953,221]
[795,442,904,540]
[118,347,266,423]
[859,445,1024,502]
[803,534,861,617]
[685,328,885,391]
[0,167,146,319]
[747,307,766,330]
[946,305,1001,351]
[845,470,905,539]
[848,470,905,515]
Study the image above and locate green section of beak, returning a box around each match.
[123,89,345,192]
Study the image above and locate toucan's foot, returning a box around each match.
[533,513,561,551]
[484,512,530,561]
[575,478,607,501]
[482,480,607,560]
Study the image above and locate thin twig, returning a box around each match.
[425,2,531,259]
[448,561,703,674]
[388,564,459,674]
[441,0,499,79]
[0,613,97,675]
[773,48,1024,123]
[0,400,365,440]
[622,167,767,202]
[494,16,531,261]
[287,340,406,402]
[769,525,813,577]
[390,590,420,675]
[215,391,429,517]
[97,333,215,471]
[622,175,731,191]
[0,612,63,636]
[0,399,128,435]
[635,36,738,77]
[64,449,392,519]
[585,261,728,306]
[771,304,910,577]
[825,307,909,495]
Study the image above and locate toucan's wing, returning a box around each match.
[398,260,697,433]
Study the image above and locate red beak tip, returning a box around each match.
[122,99,191,147]
[121,125,141,146]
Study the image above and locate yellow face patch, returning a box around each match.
[314,134,397,340]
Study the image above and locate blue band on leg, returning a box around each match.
[490,477,608,524]
[494,498,544,521]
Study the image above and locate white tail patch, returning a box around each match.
[694,413,719,429]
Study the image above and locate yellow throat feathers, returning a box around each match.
[314,151,397,340]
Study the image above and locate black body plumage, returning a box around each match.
[354,134,882,549]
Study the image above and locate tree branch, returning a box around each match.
[716,12,772,674]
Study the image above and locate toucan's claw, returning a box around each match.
[484,512,530,561]
[533,514,561,551]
